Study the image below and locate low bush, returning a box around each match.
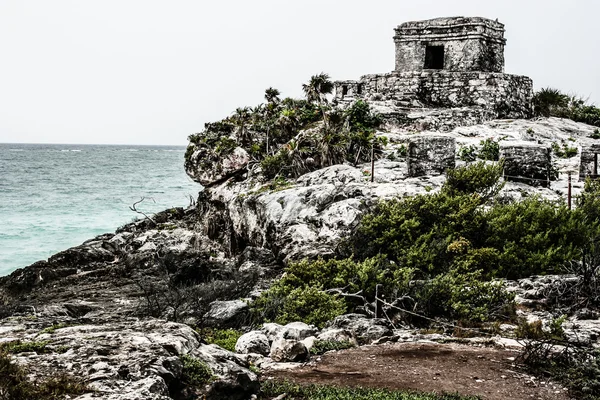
[0,341,50,354]
[551,141,578,158]
[199,328,243,352]
[253,284,346,329]
[478,138,499,161]
[259,380,481,400]
[181,355,214,387]
[310,340,355,355]
[533,87,600,127]
[418,269,515,323]
[458,144,477,162]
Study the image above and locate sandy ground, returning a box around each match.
[264,342,573,400]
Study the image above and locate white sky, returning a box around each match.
[0,0,598,145]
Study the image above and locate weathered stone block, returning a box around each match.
[579,143,600,179]
[407,134,456,177]
[500,142,553,187]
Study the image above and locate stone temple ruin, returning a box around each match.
[334,17,533,131]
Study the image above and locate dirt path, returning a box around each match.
[264,342,572,400]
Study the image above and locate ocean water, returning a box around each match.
[0,143,201,276]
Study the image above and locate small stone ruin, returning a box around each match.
[408,135,456,177]
[579,143,600,179]
[334,17,533,128]
[500,142,553,187]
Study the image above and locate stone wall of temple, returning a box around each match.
[334,71,533,119]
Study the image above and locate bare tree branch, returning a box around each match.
[129,197,157,225]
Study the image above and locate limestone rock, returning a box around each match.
[235,331,270,356]
[317,328,356,344]
[279,322,318,341]
[262,323,284,343]
[185,145,249,187]
[269,338,309,362]
[204,300,249,328]
[0,317,258,400]
[327,314,393,344]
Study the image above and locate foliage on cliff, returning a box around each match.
[533,87,600,127]
[185,73,385,184]
[254,162,600,327]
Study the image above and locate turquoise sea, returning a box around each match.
[0,143,201,276]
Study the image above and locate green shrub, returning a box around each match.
[397,144,408,158]
[443,161,504,200]
[419,269,515,322]
[591,128,600,139]
[181,355,214,387]
[551,141,578,158]
[310,340,355,355]
[458,144,477,162]
[533,87,600,127]
[260,152,289,179]
[533,88,570,117]
[200,329,243,352]
[214,136,238,156]
[277,286,346,328]
[478,138,499,161]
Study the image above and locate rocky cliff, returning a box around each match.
[2,113,599,398]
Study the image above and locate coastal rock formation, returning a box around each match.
[185,144,250,187]
[0,315,258,399]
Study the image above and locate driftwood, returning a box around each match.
[129,197,156,225]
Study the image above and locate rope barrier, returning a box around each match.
[374,295,499,338]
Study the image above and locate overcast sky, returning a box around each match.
[1,0,598,145]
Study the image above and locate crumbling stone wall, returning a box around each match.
[579,143,600,179]
[407,135,456,177]
[335,71,533,119]
[500,142,553,187]
[394,17,505,73]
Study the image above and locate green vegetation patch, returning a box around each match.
[199,328,243,352]
[551,141,578,158]
[181,354,215,387]
[259,380,481,400]
[310,340,355,355]
[0,341,51,354]
[533,87,600,127]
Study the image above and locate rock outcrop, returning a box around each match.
[2,115,600,398]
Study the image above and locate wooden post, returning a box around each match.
[568,173,572,210]
[370,145,375,183]
[375,284,383,318]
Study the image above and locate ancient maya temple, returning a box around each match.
[334,17,534,127]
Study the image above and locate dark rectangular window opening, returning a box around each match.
[424,45,445,69]
[357,84,363,95]
[342,85,348,96]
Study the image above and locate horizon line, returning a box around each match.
[0,141,188,147]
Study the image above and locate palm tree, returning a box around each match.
[264,88,281,155]
[277,108,299,139]
[302,73,334,105]
[232,107,252,146]
[302,73,334,126]
[265,87,281,104]
[286,139,309,177]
